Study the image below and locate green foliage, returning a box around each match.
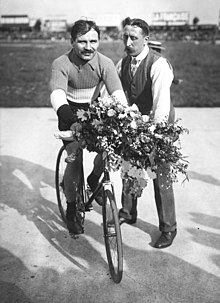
[0,40,220,107]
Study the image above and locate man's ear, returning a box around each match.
[70,38,74,46]
[144,36,149,45]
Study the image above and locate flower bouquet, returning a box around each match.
[62,96,189,197]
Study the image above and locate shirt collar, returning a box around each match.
[132,45,149,62]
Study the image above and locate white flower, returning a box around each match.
[118,113,126,119]
[107,109,116,117]
[146,168,157,179]
[101,97,112,107]
[130,104,139,112]
[149,125,156,133]
[130,120,137,129]
[127,166,145,179]
[77,109,87,121]
[125,104,138,113]
[142,115,149,122]
[127,166,138,178]
[129,111,136,118]
[117,104,126,111]
[154,133,163,139]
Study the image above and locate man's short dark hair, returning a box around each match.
[122,17,150,36]
[71,19,100,40]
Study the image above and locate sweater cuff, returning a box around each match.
[57,104,76,128]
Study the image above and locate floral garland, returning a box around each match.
[71,97,189,197]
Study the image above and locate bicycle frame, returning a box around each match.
[84,168,112,211]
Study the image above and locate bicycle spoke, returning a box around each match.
[102,189,123,283]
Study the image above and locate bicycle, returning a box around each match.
[55,145,123,283]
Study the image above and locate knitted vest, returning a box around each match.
[121,49,175,121]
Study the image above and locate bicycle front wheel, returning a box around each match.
[102,188,123,283]
[55,145,67,223]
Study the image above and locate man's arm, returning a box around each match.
[50,89,77,127]
[50,59,76,128]
[150,57,174,123]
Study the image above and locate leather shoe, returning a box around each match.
[66,219,84,235]
[154,230,177,249]
[66,202,84,235]
[119,217,137,225]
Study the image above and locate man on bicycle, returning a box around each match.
[49,19,127,234]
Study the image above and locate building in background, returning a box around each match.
[0,11,219,42]
[0,14,30,31]
[89,14,121,40]
[43,15,67,32]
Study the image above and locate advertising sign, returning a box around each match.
[153,11,189,25]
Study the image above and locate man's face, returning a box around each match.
[123,25,148,56]
[71,29,99,61]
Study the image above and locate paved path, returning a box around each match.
[0,108,220,303]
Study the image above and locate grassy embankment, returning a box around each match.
[0,40,220,107]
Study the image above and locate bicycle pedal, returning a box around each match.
[85,203,93,212]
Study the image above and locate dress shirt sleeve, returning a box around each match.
[150,57,174,123]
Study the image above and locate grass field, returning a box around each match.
[0,40,220,107]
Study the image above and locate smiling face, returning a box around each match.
[123,25,149,57]
[71,29,99,61]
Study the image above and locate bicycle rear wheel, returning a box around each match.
[102,188,123,283]
[55,145,67,223]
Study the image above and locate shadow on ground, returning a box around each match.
[0,155,220,302]
[188,170,220,186]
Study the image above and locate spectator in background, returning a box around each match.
[117,17,177,249]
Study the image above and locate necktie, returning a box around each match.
[130,57,138,76]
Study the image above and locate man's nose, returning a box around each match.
[85,42,91,49]
[126,37,132,47]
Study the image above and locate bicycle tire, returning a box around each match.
[102,188,123,283]
[55,145,67,223]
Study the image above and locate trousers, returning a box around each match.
[63,145,104,204]
[119,163,177,232]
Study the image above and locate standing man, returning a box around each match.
[118,17,177,249]
[50,19,127,234]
